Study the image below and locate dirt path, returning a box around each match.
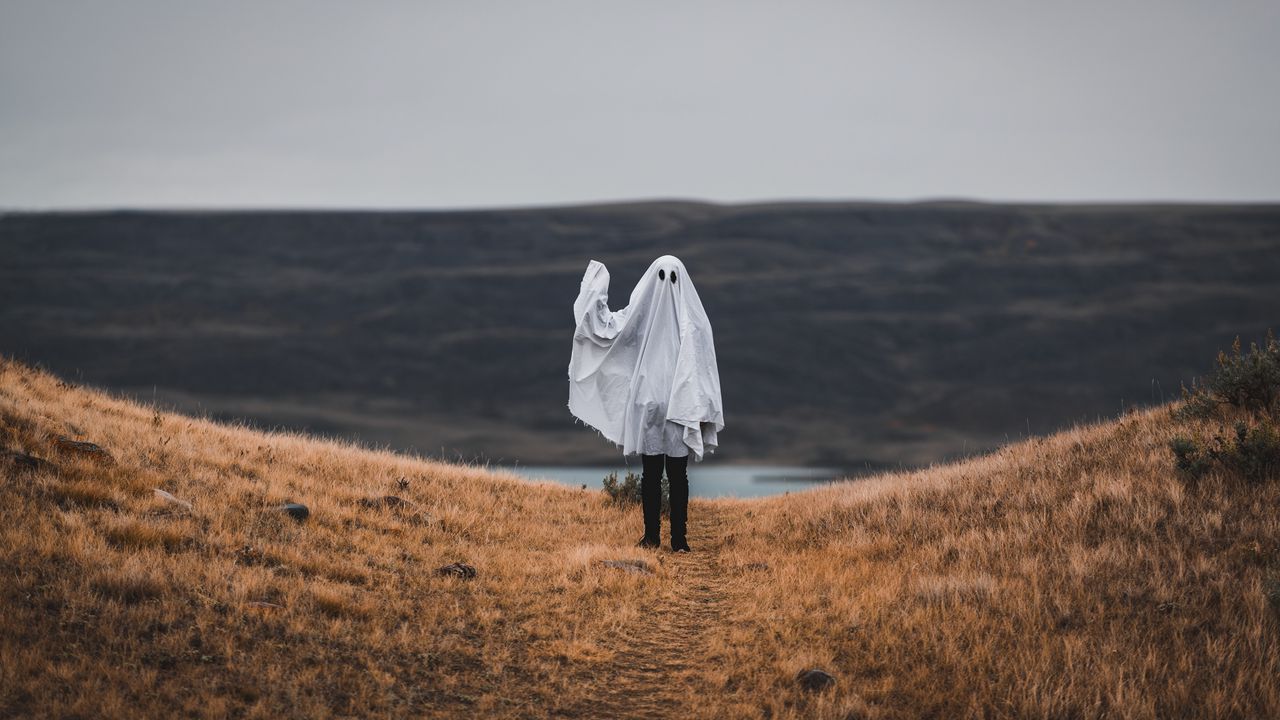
[574,504,734,719]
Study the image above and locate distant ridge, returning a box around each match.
[2,201,1279,467]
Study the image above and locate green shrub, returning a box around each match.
[1172,332,1280,483]
[1177,331,1280,421]
[1231,420,1280,482]
[601,470,669,516]
[1170,421,1280,483]
[1169,436,1212,477]
[601,470,639,505]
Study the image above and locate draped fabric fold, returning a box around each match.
[568,256,724,460]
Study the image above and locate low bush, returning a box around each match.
[1172,332,1280,483]
[601,469,669,516]
[1177,332,1280,421]
[1171,421,1280,483]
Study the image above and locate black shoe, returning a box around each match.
[637,536,660,549]
[671,539,691,553]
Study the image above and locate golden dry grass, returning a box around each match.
[1,357,1277,718]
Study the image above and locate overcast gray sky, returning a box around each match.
[1,1,1277,209]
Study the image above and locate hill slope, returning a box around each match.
[2,358,1278,718]
[3,202,1280,468]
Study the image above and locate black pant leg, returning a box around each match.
[640,454,664,542]
[666,454,689,546]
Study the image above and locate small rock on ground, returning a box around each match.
[278,503,309,521]
[54,436,115,464]
[436,562,477,579]
[796,668,836,692]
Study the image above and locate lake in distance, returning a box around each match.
[504,464,845,499]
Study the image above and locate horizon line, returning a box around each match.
[4,194,1280,215]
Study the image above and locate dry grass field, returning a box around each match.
[2,355,1278,718]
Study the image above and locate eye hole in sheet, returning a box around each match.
[658,269,665,280]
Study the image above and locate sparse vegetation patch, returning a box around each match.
[1172,332,1280,483]
[602,469,670,516]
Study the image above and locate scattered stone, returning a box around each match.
[153,488,192,511]
[744,561,770,572]
[599,559,654,575]
[796,668,836,693]
[54,436,115,464]
[3,450,56,474]
[278,503,309,521]
[436,562,477,579]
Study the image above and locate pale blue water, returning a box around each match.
[503,464,843,499]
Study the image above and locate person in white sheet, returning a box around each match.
[568,255,724,552]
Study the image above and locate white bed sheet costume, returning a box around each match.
[568,255,724,460]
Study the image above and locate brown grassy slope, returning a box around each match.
[1,357,1278,719]
[720,416,1280,719]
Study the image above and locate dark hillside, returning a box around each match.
[2,201,1278,467]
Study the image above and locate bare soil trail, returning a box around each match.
[565,504,738,719]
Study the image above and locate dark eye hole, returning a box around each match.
[658,269,665,280]
[671,270,678,284]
